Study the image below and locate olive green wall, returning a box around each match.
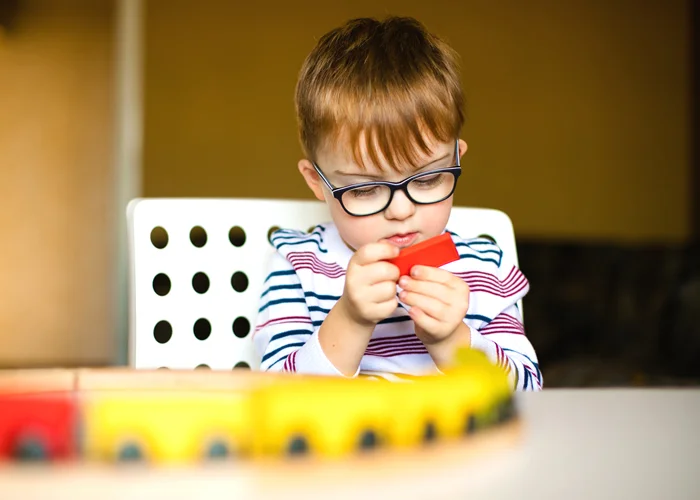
[143,0,690,243]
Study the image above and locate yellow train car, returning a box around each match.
[81,390,254,464]
[250,375,394,459]
[73,348,515,464]
[380,349,512,448]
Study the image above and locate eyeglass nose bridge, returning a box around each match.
[382,177,419,212]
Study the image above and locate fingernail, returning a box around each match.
[411,267,419,277]
[399,277,408,287]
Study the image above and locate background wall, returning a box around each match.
[143,0,691,243]
[0,0,116,366]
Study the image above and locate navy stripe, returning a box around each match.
[267,355,286,369]
[272,230,323,241]
[503,348,542,383]
[458,253,500,266]
[378,316,412,325]
[264,270,297,283]
[465,240,499,246]
[311,315,413,327]
[269,329,313,343]
[309,306,331,314]
[305,291,341,301]
[458,242,502,257]
[261,284,303,298]
[258,298,307,313]
[523,367,531,390]
[466,313,492,323]
[261,342,305,363]
[274,239,328,254]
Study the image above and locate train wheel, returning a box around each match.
[423,421,438,443]
[357,429,379,451]
[286,435,309,456]
[117,441,144,462]
[497,397,516,422]
[13,437,48,462]
[464,414,478,435]
[207,440,230,460]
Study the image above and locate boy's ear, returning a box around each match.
[458,139,468,159]
[298,159,326,202]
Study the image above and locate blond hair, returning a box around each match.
[295,16,464,171]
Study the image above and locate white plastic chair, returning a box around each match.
[126,198,520,371]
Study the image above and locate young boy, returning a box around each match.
[254,16,542,391]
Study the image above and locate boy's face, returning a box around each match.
[298,136,468,251]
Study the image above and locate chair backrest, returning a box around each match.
[127,198,520,370]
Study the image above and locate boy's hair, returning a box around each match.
[295,16,464,172]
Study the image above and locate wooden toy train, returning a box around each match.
[0,349,516,464]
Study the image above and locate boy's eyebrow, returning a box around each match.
[334,150,453,179]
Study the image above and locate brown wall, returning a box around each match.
[0,0,116,366]
[144,0,691,243]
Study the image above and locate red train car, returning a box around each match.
[0,392,78,462]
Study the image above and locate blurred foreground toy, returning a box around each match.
[0,348,516,465]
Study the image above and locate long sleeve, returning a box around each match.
[469,304,543,391]
[452,237,543,391]
[253,251,346,376]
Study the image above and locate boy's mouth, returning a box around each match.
[386,232,418,248]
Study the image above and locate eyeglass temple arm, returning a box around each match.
[313,162,336,192]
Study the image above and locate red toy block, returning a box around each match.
[0,392,77,462]
[387,232,460,277]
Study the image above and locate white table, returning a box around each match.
[1,389,699,500]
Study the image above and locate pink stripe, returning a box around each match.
[464,276,528,297]
[454,267,527,293]
[456,278,528,298]
[288,252,345,274]
[288,258,344,274]
[495,344,504,368]
[481,328,524,336]
[483,317,524,329]
[255,316,312,331]
[454,266,519,286]
[467,275,527,293]
[494,314,523,327]
[368,335,422,347]
[283,350,298,373]
[366,343,425,355]
[290,265,345,278]
[525,365,540,388]
[364,349,428,357]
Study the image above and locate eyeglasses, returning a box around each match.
[312,140,462,217]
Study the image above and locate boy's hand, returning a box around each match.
[339,241,401,328]
[398,265,470,345]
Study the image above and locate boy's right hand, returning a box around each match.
[339,241,401,328]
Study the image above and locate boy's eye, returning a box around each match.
[348,185,381,198]
[412,173,445,187]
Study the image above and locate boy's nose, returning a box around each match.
[384,189,416,221]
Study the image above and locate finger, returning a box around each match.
[375,296,399,313]
[367,280,400,302]
[409,265,455,285]
[400,291,448,320]
[354,241,400,266]
[398,277,451,305]
[409,307,442,338]
[366,262,400,284]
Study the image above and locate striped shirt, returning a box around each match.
[254,223,543,391]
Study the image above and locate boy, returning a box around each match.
[254,16,542,391]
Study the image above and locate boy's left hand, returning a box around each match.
[398,265,470,345]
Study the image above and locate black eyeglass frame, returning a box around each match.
[312,140,462,217]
